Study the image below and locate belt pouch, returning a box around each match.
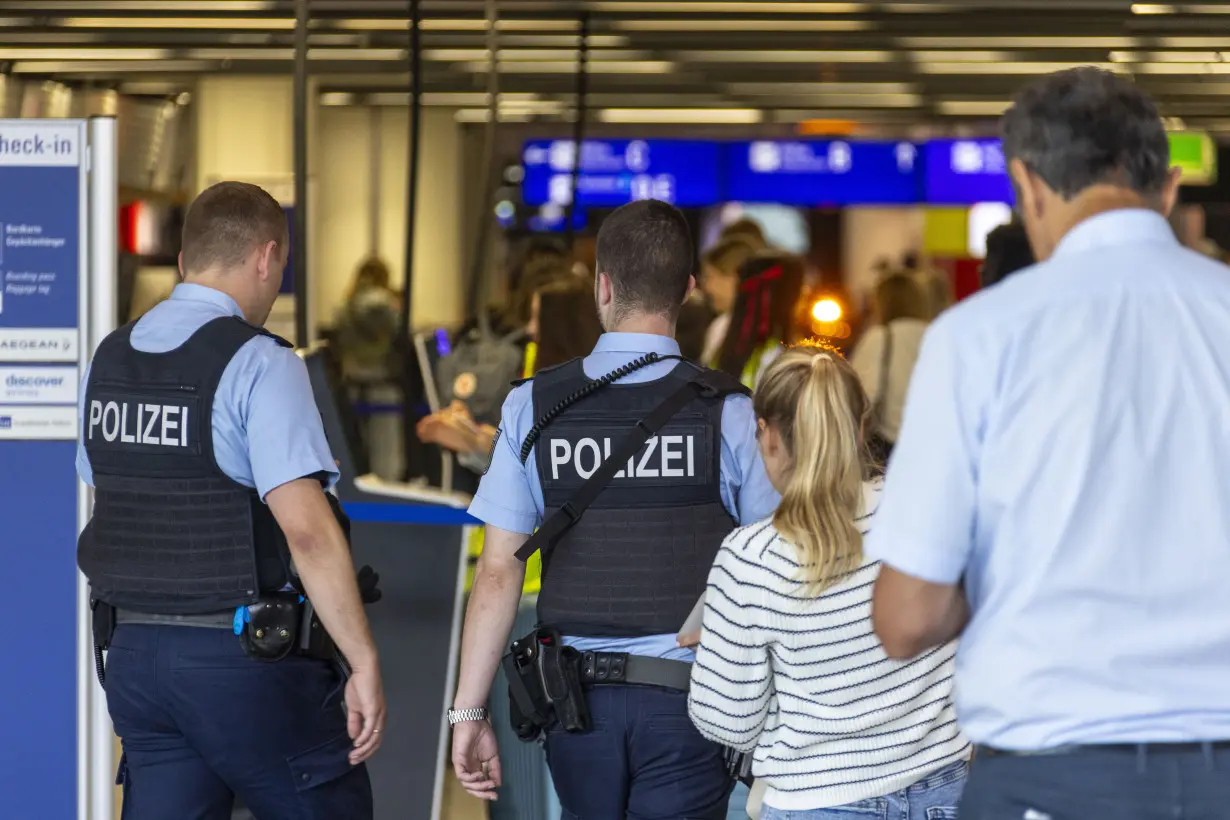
[238,594,301,662]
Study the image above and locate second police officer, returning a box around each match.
[450,199,780,818]
[77,182,385,819]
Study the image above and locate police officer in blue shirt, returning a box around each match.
[76,181,385,819]
[449,199,780,819]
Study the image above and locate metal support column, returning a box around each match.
[292,0,309,348]
[564,12,590,248]
[401,0,422,339]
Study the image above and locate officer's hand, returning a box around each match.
[345,664,386,765]
[677,630,701,649]
[452,719,501,801]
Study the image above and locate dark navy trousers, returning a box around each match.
[544,685,733,820]
[105,624,372,820]
[961,743,1230,820]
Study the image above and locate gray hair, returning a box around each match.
[1001,67,1170,200]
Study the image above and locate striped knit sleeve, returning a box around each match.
[688,530,774,753]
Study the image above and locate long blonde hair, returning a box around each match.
[753,345,871,593]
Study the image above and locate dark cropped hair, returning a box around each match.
[1001,67,1170,200]
[181,181,288,276]
[595,199,694,319]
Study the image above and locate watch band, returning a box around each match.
[448,707,490,725]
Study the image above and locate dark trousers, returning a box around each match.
[105,624,372,820]
[961,743,1230,820]
[544,685,733,820]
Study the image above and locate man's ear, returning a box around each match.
[1009,158,1045,220]
[597,272,614,306]
[177,251,186,281]
[684,274,696,302]
[1159,166,1184,218]
[256,240,278,281]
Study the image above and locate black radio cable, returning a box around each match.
[518,353,682,464]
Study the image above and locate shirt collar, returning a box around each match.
[591,332,681,357]
[169,282,245,318]
[1052,208,1178,260]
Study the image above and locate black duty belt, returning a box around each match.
[976,740,1230,758]
[579,651,692,692]
[116,609,234,629]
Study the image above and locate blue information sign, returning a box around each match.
[521,139,721,207]
[725,140,922,205]
[923,138,1016,204]
[0,119,85,820]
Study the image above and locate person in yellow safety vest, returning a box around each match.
[716,251,808,390]
[464,280,602,594]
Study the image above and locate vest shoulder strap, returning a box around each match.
[511,356,582,388]
[514,371,728,563]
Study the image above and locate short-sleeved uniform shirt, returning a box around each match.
[76,283,338,498]
[469,332,781,661]
[866,209,1230,749]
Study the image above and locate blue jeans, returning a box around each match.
[106,624,372,820]
[760,760,967,820]
[545,685,733,819]
[960,743,1230,820]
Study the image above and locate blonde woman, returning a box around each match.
[687,346,969,819]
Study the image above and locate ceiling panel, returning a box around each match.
[0,0,1228,132]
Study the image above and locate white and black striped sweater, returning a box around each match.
[688,482,970,811]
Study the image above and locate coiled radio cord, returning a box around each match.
[519,353,682,464]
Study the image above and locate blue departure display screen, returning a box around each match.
[725,140,921,205]
[923,139,1015,204]
[521,139,721,207]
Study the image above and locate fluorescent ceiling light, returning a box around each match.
[319,92,354,106]
[937,100,1011,116]
[612,20,873,31]
[120,81,189,95]
[459,60,674,74]
[916,61,1124,75]
[57,16,292,29]
[425,48,649,62]
[454,109,536,123]
[497,35,629,47]
[597,108,763,124]
[1136,62,1230,74]
[676,50,892,62]
[728,82,917,94]
[185,47,404,60]
[1112,51,1230,62]
[901,37,1138,48]
[30,1,272,8]
[587,2,869,11]
[336,19,579,32]
[0,47,170,59]
[10,60,215,73]
[1131,3,1175,11]
[910,51,1014,62]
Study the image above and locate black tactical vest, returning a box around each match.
[78,316,294,615]
[531,359,742,637]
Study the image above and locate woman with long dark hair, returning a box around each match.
[717,252,807,389]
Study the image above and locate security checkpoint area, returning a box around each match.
[2,2,1230,819]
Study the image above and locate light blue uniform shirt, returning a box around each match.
[76,283,338,498]
[866,210,1230,749]
[469,332,780,661]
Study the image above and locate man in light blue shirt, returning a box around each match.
[868,68,1230,818]
[77,182,384,819]
[450,199,779,819]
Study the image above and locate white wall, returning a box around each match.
[841,207,925,303]
[316,106,465,329]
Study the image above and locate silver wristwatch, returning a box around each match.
[448,707,490,725]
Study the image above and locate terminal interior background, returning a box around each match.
[4,1,1230,818]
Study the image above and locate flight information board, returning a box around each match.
[521,139,721,207]
[923,138,1015,204]
[724,140,922,205]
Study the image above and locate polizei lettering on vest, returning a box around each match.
[549,435,695,480]
[88,399,190,447]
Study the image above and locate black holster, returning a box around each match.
[237,593,338,663]
[502,626,590,743]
